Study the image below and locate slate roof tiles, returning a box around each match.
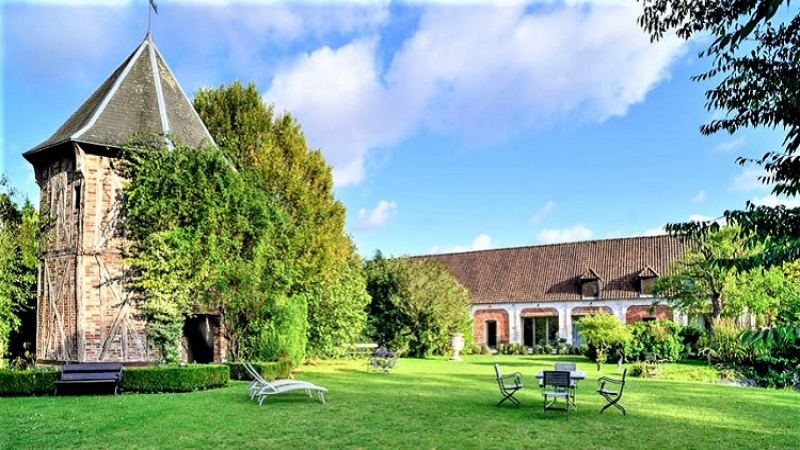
[24,32,213,162]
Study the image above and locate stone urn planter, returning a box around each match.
[450,333,465,361]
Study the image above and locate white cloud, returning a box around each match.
[750,195,800,209]
[713,137,745,153]
[355,200,397,230]
[692,190,707,204]
[266,38,408,186]
[687,214,718,224]
[729,169,767,193]
[530,201,557,224]
[536,224,593,244]
[11,2,687,187]
[266,2,687,185]
[642,226,667,236]
[429,234,494,254]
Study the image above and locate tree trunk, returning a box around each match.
[711,292,722,323]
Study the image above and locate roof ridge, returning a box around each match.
[24,32,215,162]
[422,234,674,258]
[70,38,150,143]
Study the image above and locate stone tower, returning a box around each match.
[23,33,215,364]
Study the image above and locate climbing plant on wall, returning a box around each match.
[121,138,306,364]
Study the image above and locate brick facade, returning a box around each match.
[473,309,509,346]
[625,304,671,324]
[34,145,150,363]
[34,144,225,365]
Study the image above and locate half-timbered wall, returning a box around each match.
[35,143,150,363]
[36,151,81,362]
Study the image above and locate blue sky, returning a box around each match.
[1,0,794,258]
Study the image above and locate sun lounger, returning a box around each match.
[242,361,328,405]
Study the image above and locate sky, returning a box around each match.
[1,0,795,259]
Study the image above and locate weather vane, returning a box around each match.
[148,0,158,34]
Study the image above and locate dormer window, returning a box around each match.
[580,268,602,299]
[638,266,659,297]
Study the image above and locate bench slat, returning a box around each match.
[62,363,122,373]
[59,372,120,382]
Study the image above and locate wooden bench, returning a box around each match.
[54,363,123,396]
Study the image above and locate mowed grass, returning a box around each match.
[1,355,798,450]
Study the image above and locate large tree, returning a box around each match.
[639,1,800,344]
[639,0,800,265]
[0,177,39,366]
[365,252,472,358]
[655,226,754,323]
[193,81,369,358]
[121,139,306,364]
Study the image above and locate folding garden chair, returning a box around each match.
[494,363,523,407]
[597,369,627,415]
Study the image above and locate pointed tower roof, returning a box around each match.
[24,32,213,162]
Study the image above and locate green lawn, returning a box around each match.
[1,355,798,450]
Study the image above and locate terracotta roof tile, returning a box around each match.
[419,235,688,304]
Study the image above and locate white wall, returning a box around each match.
[472,298,673,346]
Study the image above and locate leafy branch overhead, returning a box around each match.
[640,1,800,268]
[640,0,800,343]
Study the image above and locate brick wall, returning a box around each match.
[35,144,227,364]
[626,304,671,324]
[472,309,509,346]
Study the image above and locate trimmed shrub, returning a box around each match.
[122,364,229,393]
[628,361,647,378]
[623,319,684,362]
[557,344,569,355]
[480,345,492,355]
[0,369,58,396]
[533,345,544,355]
[226,358,293,381]
[543,344,553,355]
[468,344,483,355]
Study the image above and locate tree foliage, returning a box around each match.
[123,81,369,364]
[654,226,755,322]
[364,252,472,358]
[121,139,305,364]
[194,81,368,358]
[0,177,39,365]
[577,312,630,369]
[623,319,686,362]
[639,1,800,265]
[639,1,800,343]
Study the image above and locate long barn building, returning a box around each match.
[421,235,689,347]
